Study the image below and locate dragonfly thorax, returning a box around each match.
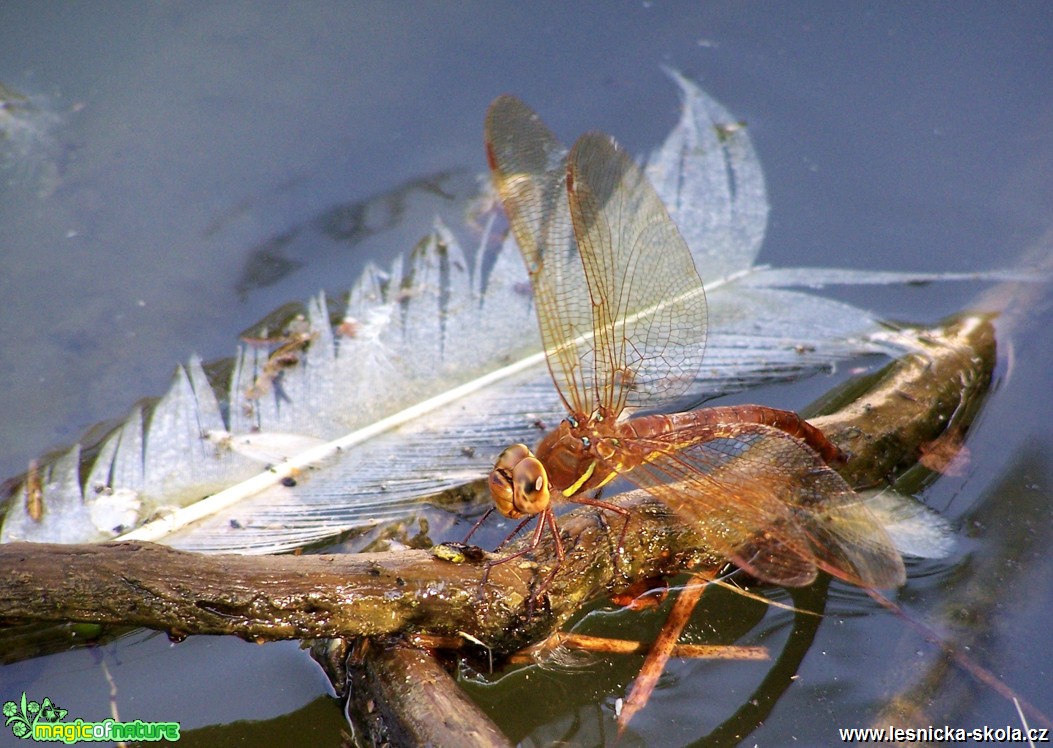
[534,419,590,492]
[534,415,624,497]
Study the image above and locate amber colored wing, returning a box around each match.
[485,96,708,418]
[617,423,906,588]
[485,95,593,414]
[566,133,708,416]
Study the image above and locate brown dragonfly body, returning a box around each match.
[500,405,842,510]
[483,95,905,590]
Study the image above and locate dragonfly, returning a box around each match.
[481,94,906,589]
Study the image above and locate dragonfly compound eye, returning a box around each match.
[494,443,532,471]
[488,468,515,516]
[512,457,551,516]
[490,444,535,518]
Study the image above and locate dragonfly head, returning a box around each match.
[489,443,551,519]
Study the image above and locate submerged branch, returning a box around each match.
[345,639,513,748]
[0,314,995,649]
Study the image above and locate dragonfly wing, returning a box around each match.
[484,96,594,414]
[567,133,708,415]
[622,423,906,588]
[733,529,822,587]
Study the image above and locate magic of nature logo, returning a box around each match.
[3,692,180,743]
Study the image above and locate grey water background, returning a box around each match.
[1,3,1051,746]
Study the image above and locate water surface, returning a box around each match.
[1,4,1050,745]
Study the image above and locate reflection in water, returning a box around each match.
[0,81,63,196]
[231,169,476,298]
[460,579,825,747]
[876,449,1053,730]
[695,582,830,748]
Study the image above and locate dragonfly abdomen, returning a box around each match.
[626,406,844,465]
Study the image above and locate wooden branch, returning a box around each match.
[809,313,994,487]
[344,639,513,748]
[0,494,713,651]
[0,314,996,653]
[618,573,710,733]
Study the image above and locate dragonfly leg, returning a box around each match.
[462,507,535,553]
[518,510,572,608]
[495,515,539,552]
[461,506,496,545]
[478,507,566,607]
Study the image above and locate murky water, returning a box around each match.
[1,4,1051,746]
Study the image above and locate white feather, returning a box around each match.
[0,71,990,553]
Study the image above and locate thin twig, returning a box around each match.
[618,573,710,734]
